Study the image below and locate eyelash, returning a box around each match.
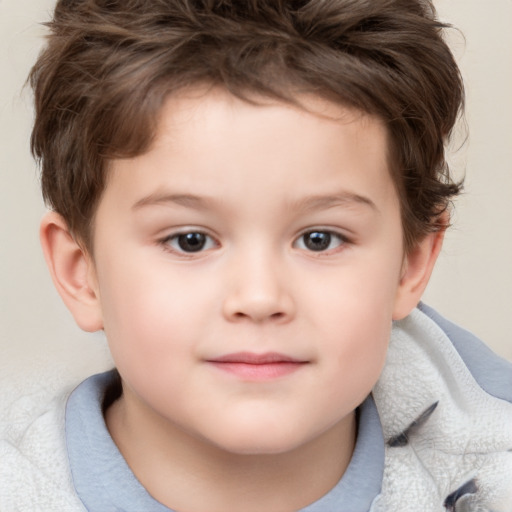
[158,228,350,256]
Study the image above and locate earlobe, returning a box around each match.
[392,221,447,321]
[40,211,103,332]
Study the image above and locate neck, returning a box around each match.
[106,390,357,512]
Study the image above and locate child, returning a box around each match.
[2,0,512,510]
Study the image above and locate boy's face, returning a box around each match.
[87,89,412,454]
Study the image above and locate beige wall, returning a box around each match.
[0,0,510,384]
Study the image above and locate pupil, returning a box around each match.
[305,231,331,251]
[178,233,206,252]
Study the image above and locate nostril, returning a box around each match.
[227,309,288,323]
[232,311,285,320]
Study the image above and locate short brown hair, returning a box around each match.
[30,0,464,252]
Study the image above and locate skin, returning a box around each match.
[41,88,444,512]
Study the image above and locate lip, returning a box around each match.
[205,352,309,381]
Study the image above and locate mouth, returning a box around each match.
[205,352,309,381]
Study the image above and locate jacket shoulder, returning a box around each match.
[419,302,512,402]
[0,377,86,512]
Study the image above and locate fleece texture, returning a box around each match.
[371,308,512,511]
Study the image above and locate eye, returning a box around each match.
[163,231,217,253]
[294,230,346,252]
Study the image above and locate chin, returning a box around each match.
[218,440,303,456]
[206,425,314,456]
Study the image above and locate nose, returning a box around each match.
[222,250,295,324]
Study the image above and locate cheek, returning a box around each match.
[316,314,391,418]
[307,255,400,333]
[328,309,391,383]
[97,263,181,363]
[100,285,195,408]
[305,261,400,398]
[99,249,190,328]
[96,255,220,379]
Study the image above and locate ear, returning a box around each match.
[40,211,103,332]
[392,216,447,321]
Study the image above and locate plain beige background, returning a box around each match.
[1,0,511,388]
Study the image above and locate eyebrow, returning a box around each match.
[291,192,379,214]
[132,193,215,211]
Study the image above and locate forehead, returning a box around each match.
[154,87,386,148]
